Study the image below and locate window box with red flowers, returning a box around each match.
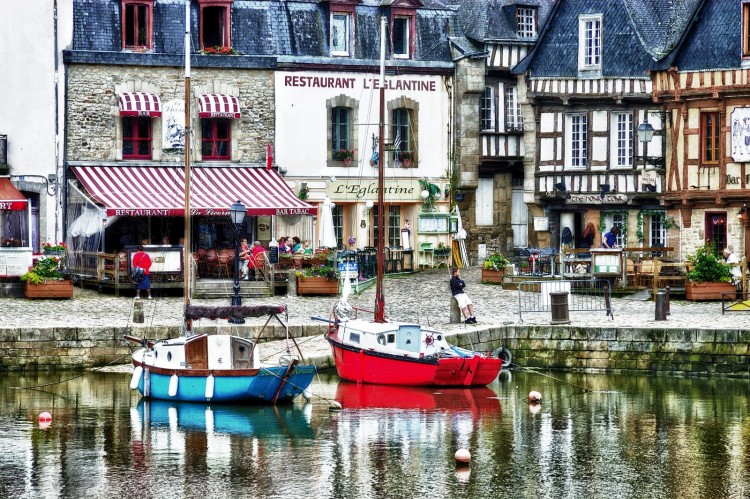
[200,45,238,55]
[399,150,415,167]
[332,149,355,166]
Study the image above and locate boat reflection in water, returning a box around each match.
[335,382,501,419]
[133,399,315,441]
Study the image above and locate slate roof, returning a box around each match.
[655,0,742,71]
[513,0,701,77]
[456,0,555,43]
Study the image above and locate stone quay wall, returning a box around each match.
[2,323,749,375]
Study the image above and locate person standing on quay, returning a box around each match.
[133,244,152,300]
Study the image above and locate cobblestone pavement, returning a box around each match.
[2,267,749,332]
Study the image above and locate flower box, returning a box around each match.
[481,268,505,283]
[24,280,74,299]
[296,275,339,296]
[685,281,736,301]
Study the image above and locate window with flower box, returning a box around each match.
[332,107,351,156]
[392,108,411,160]
[201,118,231,160]
[122,0,153,50]
[123,117,152,159]
[199,0,233,49]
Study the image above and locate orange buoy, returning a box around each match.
[454,448,471,465]
[528,390,542,403]
[38,411,52,427]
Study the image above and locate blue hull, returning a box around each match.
[138,365,317,404]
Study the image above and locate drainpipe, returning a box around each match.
[53,0,61,243]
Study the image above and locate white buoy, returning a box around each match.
[328,400,343,411]
[205,374,215,400]
[302,389,312,401]
[130,366,143,389]
[528,390,542,403]
[455,468,471,483]
[529,403,542,415]
[454,448,471,465]
[168,374,179,397]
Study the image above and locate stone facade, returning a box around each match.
[66,65,275,164]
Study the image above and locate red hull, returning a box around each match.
[327,337,502,386]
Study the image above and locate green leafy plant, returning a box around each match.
[200,45,238,55]
[297,265,338,281]
[43,241,67,252]
[332,149,355,161]
[399,150,414,161]
[686,243,732,283]
[635,210,678,243]
[483,253,510,271]
[20,256,68,284]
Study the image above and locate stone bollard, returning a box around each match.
[133,300,144,323]
[287,270,297,297]
[665,286,671,315]
[655,291,667,321]
[550,291,570,325]
[450,296,462,323]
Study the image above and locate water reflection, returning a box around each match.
[2,371,750,498]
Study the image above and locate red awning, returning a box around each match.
[118,92,162,117]
[198,94,241,118]
[70,166,316,217]
[0,178,27,210]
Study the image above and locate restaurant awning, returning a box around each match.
[198,94,241,118]
[0,178,27,210]
[70,166,317,217]
[118,92,162,117]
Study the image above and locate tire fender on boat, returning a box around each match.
[168,373,179,397]
[205,374,215,400]
[130,366,143,390]
[492,347,513,368]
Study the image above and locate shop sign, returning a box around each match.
[567,193,629,204]
[533,217,549,231]
[0,250,33,276]
[327,179,424,202]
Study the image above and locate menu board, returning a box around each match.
[418,214,449,234]
[0,250,33,276]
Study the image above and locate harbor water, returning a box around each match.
[1,369,749,498]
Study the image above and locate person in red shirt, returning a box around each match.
[249,241,266,280]
[133,244,153,299]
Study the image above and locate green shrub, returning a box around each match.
[483,253,510,271]
[686,243,732,283]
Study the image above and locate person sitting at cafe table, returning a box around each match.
[292,236,302,253]
[601,226,620,248]
[249,241,266,280]
[239,238,251,280]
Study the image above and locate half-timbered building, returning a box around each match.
[652,0,750,259]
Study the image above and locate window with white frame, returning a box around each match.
[613,112,633,167]
[612,213,626,247]
[476,178,494,226]
[332,204,344,249]
[516,7,537,38]
[331,107,351,153]
[649,214,666,248]
[511,177,528,247]
[579,15,602,70]
[331,13,351,56]
[505,85,522,131]
[388,206,401,248]
[567,113,588,168]
[481,86,495,131]
[392,17,410,58]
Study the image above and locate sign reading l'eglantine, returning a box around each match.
[327,179,430,202]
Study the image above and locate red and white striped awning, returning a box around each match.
[0,178,27,210]
[198,94,241,119]
[70,166,316,217]
[118,92,162,117]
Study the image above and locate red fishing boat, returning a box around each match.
[322,17,502,387]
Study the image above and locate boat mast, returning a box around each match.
[375,15,386,323]
[183,0,192,324]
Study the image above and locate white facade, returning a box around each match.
[0,0,72,248]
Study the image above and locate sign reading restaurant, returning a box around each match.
[284,75,438,92]
[108,207,314,216]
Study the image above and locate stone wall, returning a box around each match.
[66,65,275,164]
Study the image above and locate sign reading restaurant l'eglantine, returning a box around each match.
[283,74,438,92]
[327,179,426,202]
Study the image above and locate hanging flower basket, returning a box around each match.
[332,149,355,162]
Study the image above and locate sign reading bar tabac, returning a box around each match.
[327,179,424,202]
[567,193,629,205]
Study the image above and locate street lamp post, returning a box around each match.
[636,113,666,170]
[228,200,246,325]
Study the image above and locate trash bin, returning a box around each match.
[550,291,570,324]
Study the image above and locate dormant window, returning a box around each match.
[331,13,352,56]
[122,0,153,50]
[392,17,410,58]
[122,117,152,159]
[701,112,720,165]
[516,7,537,38]
[567,114,588,168]
[199,1,232,49]
[201,118,231,160]
[612,112,633,167]
[481,86,495,131]
[579,15,602,70]
[505,85,522,131]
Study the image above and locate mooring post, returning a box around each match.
[133,300,144,324]
[655,291,667,321]
[665,286,671,315]
[450,296,462,323]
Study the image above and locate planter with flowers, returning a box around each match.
[42,241,68,257]
[20,256,73,299]
[399,150,414,168]
[200,45,238,55]
[482,253,510,283]
[333,149,355,166]
[685,243,735,301]
[296,265,339,295]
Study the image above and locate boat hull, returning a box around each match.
[327,337,501,386]
[133,361,316,404]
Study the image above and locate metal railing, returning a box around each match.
[518,278,613,322]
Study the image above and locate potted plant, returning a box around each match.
[332,149,355,166]
[482,253,510,283]
[20,256,74,299]
[399,150,414,167]
[685,243,735,300]
[434,242,451,258]
[200,45,238,55]
[296,265,339,296]
[42,241,67,256]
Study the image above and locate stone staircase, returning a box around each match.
[193,278,273,299]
